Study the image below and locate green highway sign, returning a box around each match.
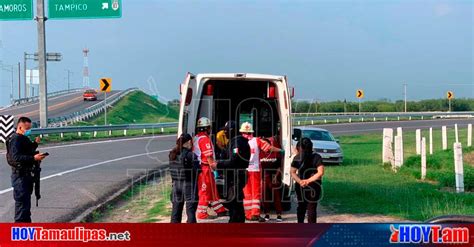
[0,0,33,21]
[48,0,121,19]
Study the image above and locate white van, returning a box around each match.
[177,73,294,185]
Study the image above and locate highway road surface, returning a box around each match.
[0,90,120,123]
[0,118,472,222]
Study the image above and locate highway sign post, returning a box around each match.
[48,0,122,19]
[100,78,112,125]
[0,0,33,20]
[447,91,454,112]
[356,89,364,113]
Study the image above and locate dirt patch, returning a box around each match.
[96,174,412,223]
[97,179,172,223]
[464,151,474,166]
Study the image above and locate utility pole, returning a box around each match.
[343,99,347,114]
[65,69,73,91]
[36,0,48,127]
[23,52,26,98]
[403,83,407,112]
[10,65,14,103]
[1,63,15,103]
[18,62,21,99]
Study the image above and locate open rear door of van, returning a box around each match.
[280,84,293,186]
[178,72,197,136]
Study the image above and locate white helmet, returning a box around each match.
[197,117,211,128]
[239,122,254,133]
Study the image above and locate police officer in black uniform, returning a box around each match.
[5,117,47,223]
[211,122,250,223]
[169,133,199,223]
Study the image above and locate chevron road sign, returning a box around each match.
[0,115,15,143]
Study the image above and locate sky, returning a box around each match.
[0,0,472,106]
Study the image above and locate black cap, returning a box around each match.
[180,133,193,143]
[224,120,236,130]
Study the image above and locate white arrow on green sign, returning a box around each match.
[0,0,33,21]
[48,0,121,19]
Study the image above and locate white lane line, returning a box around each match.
[0,134,175,154]
[0,149,171,195]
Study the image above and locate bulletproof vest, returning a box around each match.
[169,153,187,181]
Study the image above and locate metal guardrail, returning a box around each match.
[43,88,139,127]
[292,112,474,122]
[11,88,84,106]
[30,110,474,135]
[293,111,474,117]
[31,122,178,135]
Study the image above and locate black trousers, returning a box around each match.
[226,184,245,223]
[295,182,322,223]
[171,180,198,223]
[11,173,33,223]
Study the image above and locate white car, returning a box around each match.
[292,127,343,165]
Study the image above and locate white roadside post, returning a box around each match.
[421,137,426,180]
[396,127,404,163]
[416,129,421,155]
[468,124,472,147]
[429,127,433,155]
[382,128,394,165]
[453,142,464,193]
[455,124,459,143]
[442,126,447,150]
[394,135,403,169]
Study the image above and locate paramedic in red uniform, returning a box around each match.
[260,136,284,222]
[194,117,227,219]
[239,122,283,221]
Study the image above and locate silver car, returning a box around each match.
[292,127,343,164]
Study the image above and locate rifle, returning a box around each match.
[32,152,42,207]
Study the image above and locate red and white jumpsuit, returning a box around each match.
[194,132,226,219]
[243,134,271,219]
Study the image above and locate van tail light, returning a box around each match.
[267,83,276,99]
[205,83,214,96]
[185,88,193,106]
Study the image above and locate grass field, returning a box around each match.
[11,91,180,146]
[82,90,179,125]
[322,127,474,221]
